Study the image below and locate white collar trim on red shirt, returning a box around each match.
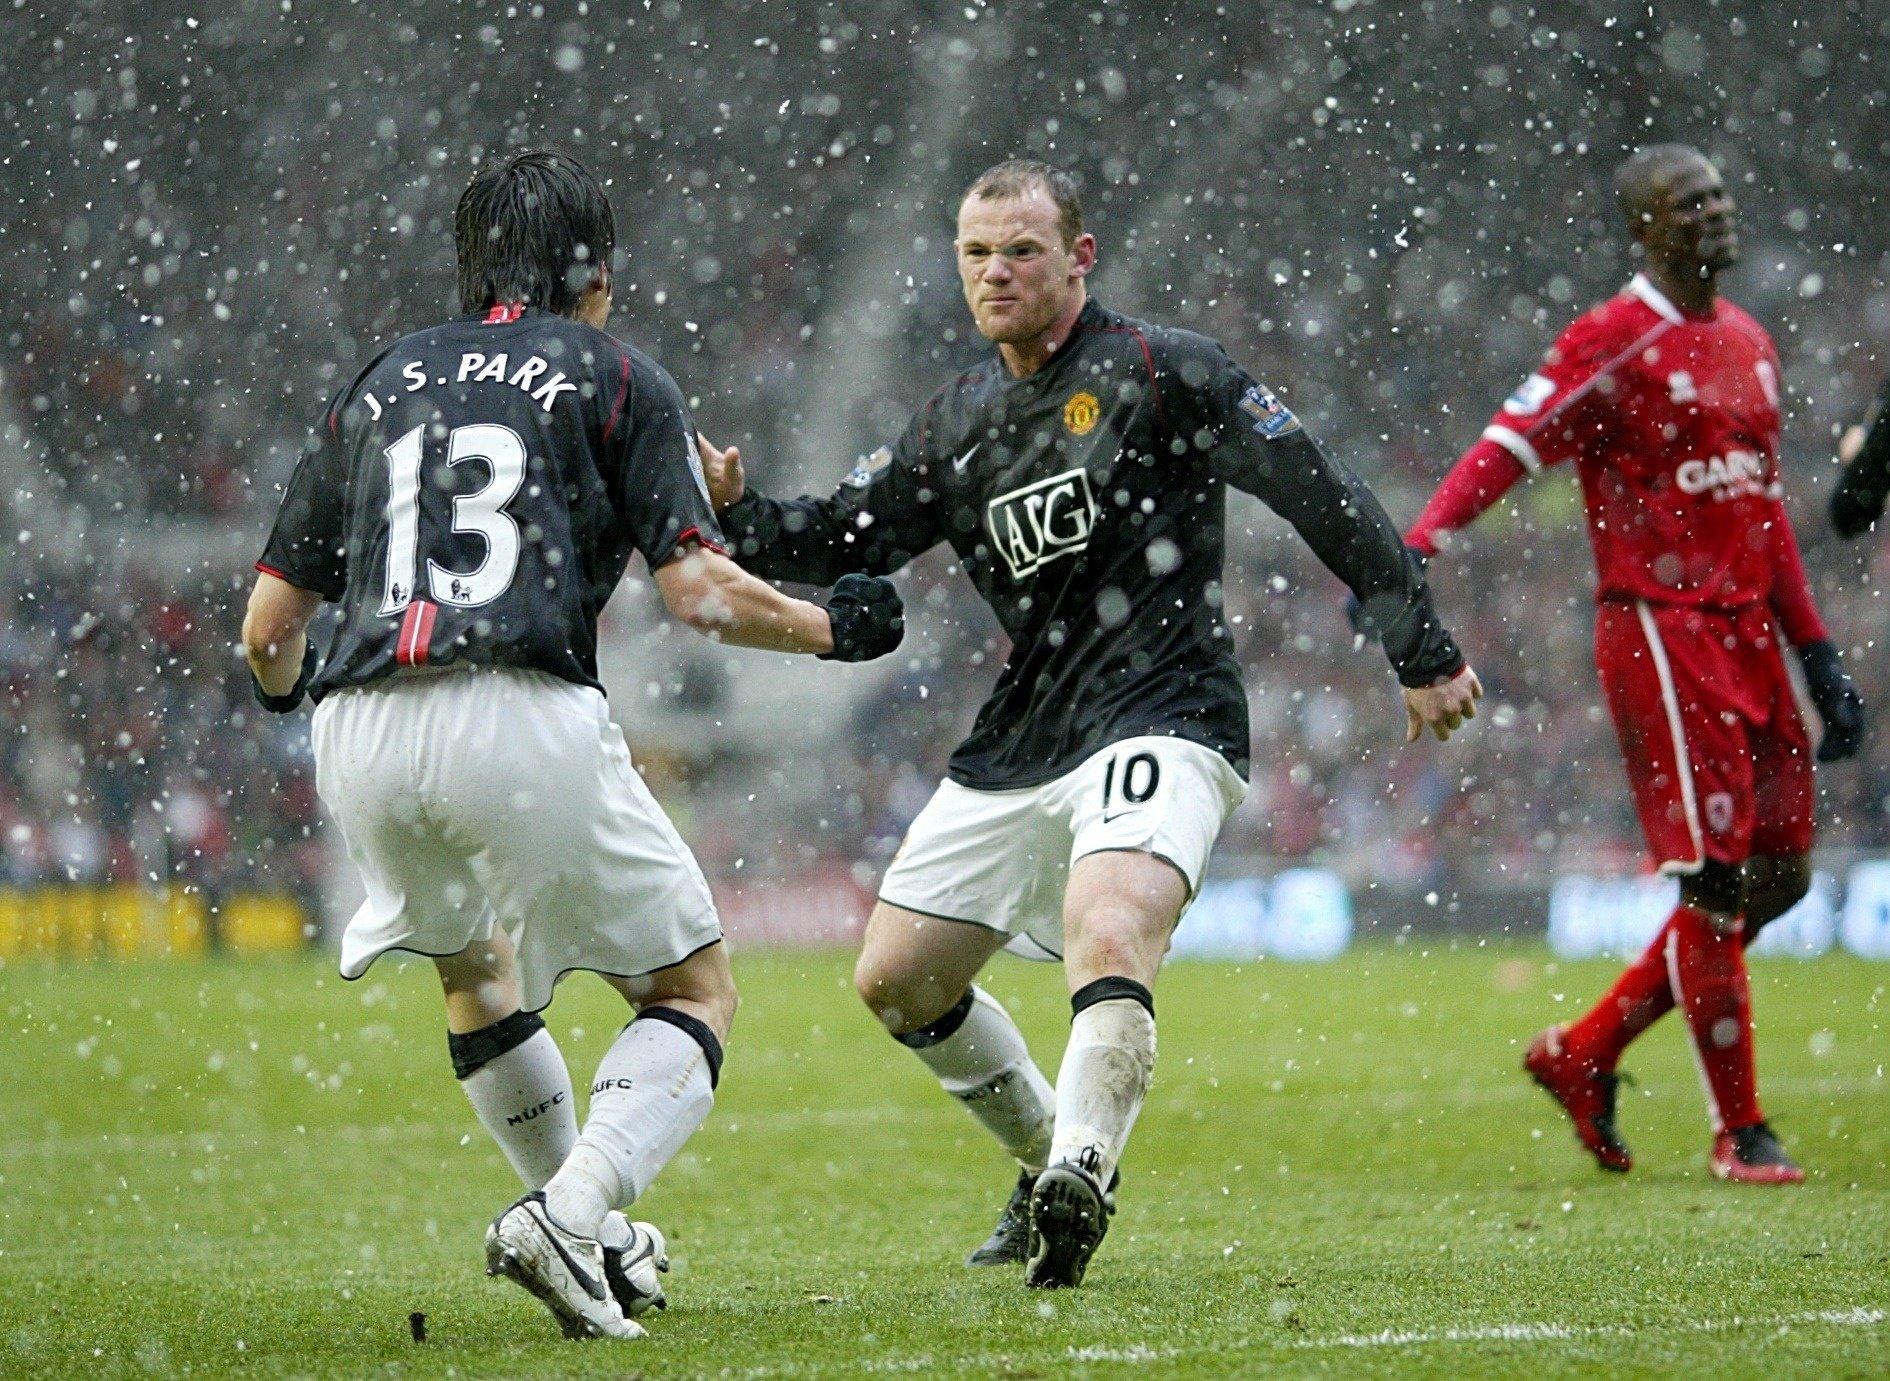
[1628,272,1686,325]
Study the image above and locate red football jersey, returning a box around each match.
[1478,273,1783,607]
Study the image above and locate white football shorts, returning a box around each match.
[877,734,1248,960]
[310,666,721,1012]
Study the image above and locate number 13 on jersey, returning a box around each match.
[378,423,527,615]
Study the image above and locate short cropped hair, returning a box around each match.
[1614,143,1707,230]
[962,159,1084,249]
[454,150,615,317]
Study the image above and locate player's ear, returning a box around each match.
[1069,232,1098,280]
[576,268,612,327]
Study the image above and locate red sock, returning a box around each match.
[1664,905,1763,1133]
[1560,910,1678,1072]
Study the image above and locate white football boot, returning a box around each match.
[602,1218,670,1318]
[486,1192,644,1340]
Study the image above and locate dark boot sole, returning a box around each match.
[1025,1168,1107,1289]
[487,1243,595,1340]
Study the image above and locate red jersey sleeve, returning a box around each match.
[1404,439,1528,557]
[1477,310,1626,474]
[1406,310,1641,554]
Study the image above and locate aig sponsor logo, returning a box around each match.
[987,466,1100,579]
[1674,449,1769,498]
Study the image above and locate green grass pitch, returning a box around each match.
[0,944,1884,1377]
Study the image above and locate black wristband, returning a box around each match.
[820,573,903,662]
[252,639,319,714]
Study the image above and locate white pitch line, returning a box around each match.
[713,1307,1884,1378]
[1298,1306,1887,1352]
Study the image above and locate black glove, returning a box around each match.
[820,573,904,662]
[251,639,319,714]
[1347,545,1429,638]
[1798,639,1866,763]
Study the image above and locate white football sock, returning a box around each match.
[901,987,1055,1173]
[1048,997,1157,1187]
[458,1026,578,1189]
[544,1014,717,1240]
[543,1144,618,1241]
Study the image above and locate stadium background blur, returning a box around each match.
[3,0,1888,949]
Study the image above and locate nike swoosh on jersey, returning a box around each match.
[953,444,979,474]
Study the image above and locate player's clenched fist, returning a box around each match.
[1403,664,1483,743]
[820,574,905,662]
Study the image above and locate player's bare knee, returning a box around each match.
[1066,904,1164,977]
[434,939,509,993]
[683,963,740,1038]
[851,953,891,1016]
[694,982,740,1044]
[853,955,956,1035]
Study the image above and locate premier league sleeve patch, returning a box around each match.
[686,436,713,505]
[1237,383,1301,439]
[1503,373,1556,416]
[842,445,894,490]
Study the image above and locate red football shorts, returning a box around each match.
[1593,599,1815,873]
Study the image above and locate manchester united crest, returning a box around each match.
[1063,391,1100,437]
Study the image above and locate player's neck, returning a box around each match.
[997,287,1089,378]
[1644,259,1718,318]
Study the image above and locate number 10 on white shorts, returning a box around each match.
[877,736,1249,961]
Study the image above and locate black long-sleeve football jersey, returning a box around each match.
[1831,373,1890,539]
[258,305,723,700]
[721,298,1463,789]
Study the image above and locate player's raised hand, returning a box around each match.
[1403,664,1482,743]
[696,430,745,512]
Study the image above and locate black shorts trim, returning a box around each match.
[1070,845,1195,899]
[337,936,727,1016]
[873,897,1005,935]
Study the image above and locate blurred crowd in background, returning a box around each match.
[3,0,1888,912]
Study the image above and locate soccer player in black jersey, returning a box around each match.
[241,151,904,1341]
[696,160,1482,1288]
[1831,372,1890,538]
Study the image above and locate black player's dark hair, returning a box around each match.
[963,159,1084,249]
[1614,143,1708,232]
[454,150,615,317]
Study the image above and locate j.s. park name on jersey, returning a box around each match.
[354,347,581,423]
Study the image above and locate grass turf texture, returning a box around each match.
[0,945,1884,1378]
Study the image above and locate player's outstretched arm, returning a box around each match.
[1220,426,1467,675]
[1403,439,1531,559]
[697,430,941,586]
[242,572,324,710]
[654,542,903,661]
